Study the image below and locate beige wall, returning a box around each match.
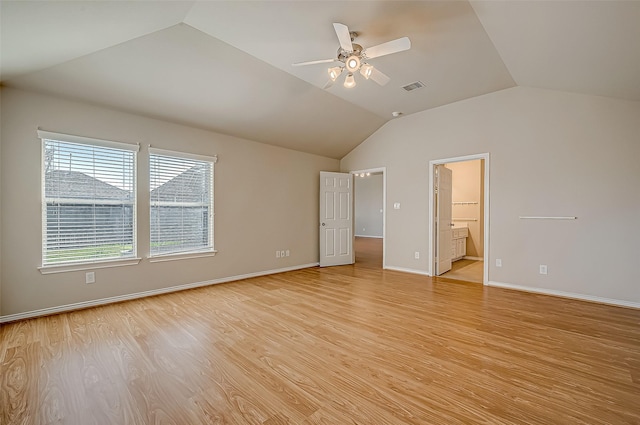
[446,160,483,258]
[341,86,640,306]
[0,88,339,317]
[355,173,384,238]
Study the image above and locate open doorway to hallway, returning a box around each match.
[430,154,489,284]
[352,168,385,269]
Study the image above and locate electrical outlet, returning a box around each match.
[280,250,285,258]
[285,250,290,257]
[362,227,366,232]
[276,250,280,258]
[496,259,502,267]
[86,272,95,284]
[414,251,420,259]
[394,202,401,210]
[539,265,548,275]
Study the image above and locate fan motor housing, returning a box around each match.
[337,43,363,62]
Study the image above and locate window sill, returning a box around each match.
[39,257,142,274]
[148,250,217,263]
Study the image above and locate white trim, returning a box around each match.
[384,265,431,277]
[355,235,383,238]
[487,281,640,310]
[37,129,139,152]
[428,153,490,285]
[149,147,218,163]
[463,256,483,261]
[148,250,217,263]
[2,263,319,323]
[350,167,386,269]
[39,257,142,274]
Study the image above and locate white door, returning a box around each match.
[319,172,354,267]
[435,165,453,275]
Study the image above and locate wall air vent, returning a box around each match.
[402,81,425,92]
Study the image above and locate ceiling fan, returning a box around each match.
[293,23,411,89]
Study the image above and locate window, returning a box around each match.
[39,130,138,266]
[149,149,215,257]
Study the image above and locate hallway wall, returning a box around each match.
[355,173,383,238]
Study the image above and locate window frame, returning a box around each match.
[148,147,217,261]
[38,130,141,274]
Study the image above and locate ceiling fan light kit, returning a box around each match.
[345,55,361,73]
[360,64,373,79]
[344,73,356,88]
[293,22,411,89]
[328,66,343,81]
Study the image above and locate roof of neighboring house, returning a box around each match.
[45,166,208,203]
[45,170,132,201]
[150,165,209,203]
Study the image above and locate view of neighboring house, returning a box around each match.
[44,165,211,261]
[150,164,211,255]
[44,169,134,262]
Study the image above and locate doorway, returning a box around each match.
[429,154,489,284]
[352,168,386,269]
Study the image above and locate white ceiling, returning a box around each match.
[2,1,639,159]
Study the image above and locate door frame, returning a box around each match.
[350,167,386,269]
[428,154,490,284]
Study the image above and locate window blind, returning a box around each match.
[149,151,214,256]
[42,136,137,265]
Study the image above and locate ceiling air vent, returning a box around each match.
[402,81,425,92]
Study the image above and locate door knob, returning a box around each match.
[321,223,325,226]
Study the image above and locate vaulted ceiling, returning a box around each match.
[2,1,639,159]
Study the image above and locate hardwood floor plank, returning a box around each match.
[1,239,639,424]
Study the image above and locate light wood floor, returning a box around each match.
[442,259,484,284]
[2,243,640,424]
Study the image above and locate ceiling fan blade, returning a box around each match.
[333,23,354,52]
[292,58,337,67]
[369,67,391,86]
[364,37,411,59]
[322,79,335,90]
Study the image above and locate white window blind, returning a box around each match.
[38,131,138,266]
[41,132,137,266]
[149,149,215,256]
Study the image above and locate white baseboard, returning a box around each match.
[463,256,483,261]
[354,235,383,238]
[487,280,640,310]
[0,263,319,323]
[384,265,431,277]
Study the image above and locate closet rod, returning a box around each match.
[519,216,577,220]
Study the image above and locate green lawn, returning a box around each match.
[44,244,133,264]
[44,241,186,263]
